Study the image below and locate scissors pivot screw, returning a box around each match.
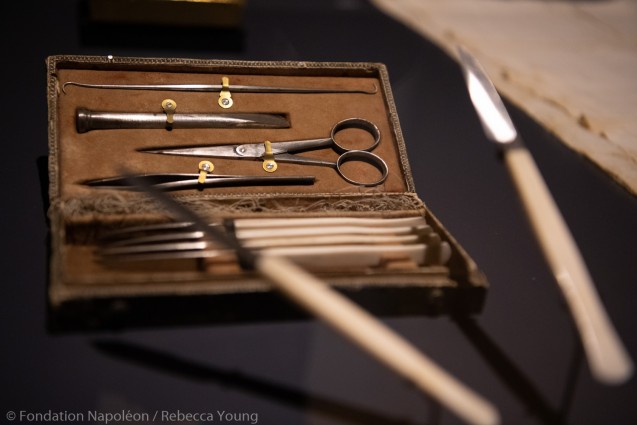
[198,160,215,183]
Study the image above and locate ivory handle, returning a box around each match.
[505,147,633,384]
[257,255,500,425]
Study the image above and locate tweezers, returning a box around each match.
[83,173,315,191]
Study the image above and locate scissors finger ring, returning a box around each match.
[336,150,389,187]
[330,118,381,153]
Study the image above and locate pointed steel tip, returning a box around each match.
[458,46,479,73]
[81,178,124,188]
[138,148,166,155]
[82,180,111,188]
[259,114,291,128]
[457,45,470,62]
[230,113,290,129]
[80,176,106,186]
[456,46,488,90]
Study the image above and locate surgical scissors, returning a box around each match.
[141,118,389,187]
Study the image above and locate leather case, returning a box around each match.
[46,55,488,330]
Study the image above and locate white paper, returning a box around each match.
[373,0,637,196]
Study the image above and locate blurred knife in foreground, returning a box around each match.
[457,46,633,385]
[124,173,500,425]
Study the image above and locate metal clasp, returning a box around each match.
[262,141,278,172]
[218,77,233,109]
[161,98,177,129]
[198,160,215,183]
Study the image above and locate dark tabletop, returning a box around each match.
[2,1,636,424]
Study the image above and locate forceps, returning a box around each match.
[83,173,315,191]
[142,118,389,187]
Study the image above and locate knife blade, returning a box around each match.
[457,46,633,385]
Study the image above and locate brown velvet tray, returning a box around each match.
[46,55,487,330]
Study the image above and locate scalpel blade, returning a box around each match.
[457,48,517,144]
[458,46,633,385]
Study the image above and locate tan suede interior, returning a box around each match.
[54,67,410,201]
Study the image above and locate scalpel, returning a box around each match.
[458,46,633,385]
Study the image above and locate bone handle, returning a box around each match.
[505,147,633,384]
[257,255,500,425]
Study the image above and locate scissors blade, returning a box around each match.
[141,140,311,160]
[140,145,248,159]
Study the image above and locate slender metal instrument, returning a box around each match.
[457,46,633,385]
[83,173,315,191]
[104,223,432,248]
[100,216,430,239]
[65,79,377,109]
[76,108,290,133]
[100,242,433,269]
[96,216,451,266]
[122,173,500,425]
[63,81,378,95]
[97,220,438,263]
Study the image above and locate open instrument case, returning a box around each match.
[46,55,488,331]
